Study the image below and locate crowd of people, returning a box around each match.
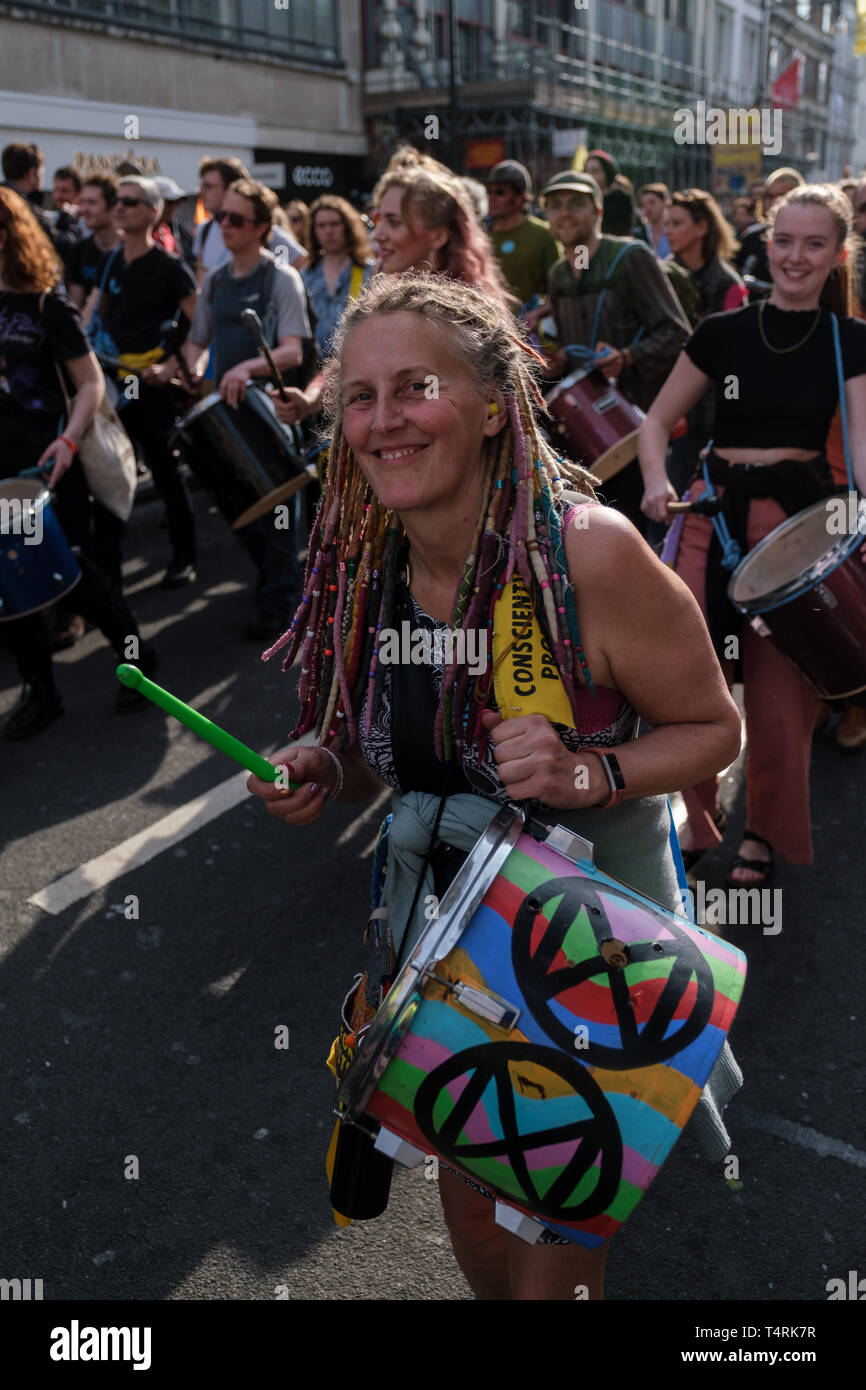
[2,134,864,1299]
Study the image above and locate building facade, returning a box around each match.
[0,0,368,202]
[361,0,862,192]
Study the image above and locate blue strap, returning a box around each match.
[588,241,650,353]
[667,797,695,922]
[830,312,855,493]
[700,442,742,570]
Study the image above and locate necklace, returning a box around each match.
[758,298,822,354]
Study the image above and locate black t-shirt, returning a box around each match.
[684,302,866,451]
[101,245,196,356]
[0,288,89,416]
[65,234,118,295]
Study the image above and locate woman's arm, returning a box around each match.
[568,508,741,794]
[481,508,740,811]
[638,350,712,522]
[38,351,105,488]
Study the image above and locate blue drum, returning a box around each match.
[0,479,81,621]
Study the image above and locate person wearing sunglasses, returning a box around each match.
[96,176,199,588]
[484,160,559,310]
[181,177,311,641]
[193,156,306,288]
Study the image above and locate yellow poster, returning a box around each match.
[857,0,866,56]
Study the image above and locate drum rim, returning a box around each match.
[544,362,598,403]
[0,566,81,622]
[727,497,866,614]
[0,479,51,511]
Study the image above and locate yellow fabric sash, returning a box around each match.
[349,263,364,301]
[492,576,573,723]
[116,346,165,371]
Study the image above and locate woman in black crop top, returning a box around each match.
[638,183,866,884]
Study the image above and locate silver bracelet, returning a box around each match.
[319,746,344,802]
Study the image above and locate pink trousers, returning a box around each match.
[674,482,818,864]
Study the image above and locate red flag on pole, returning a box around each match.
[772,57,801,109]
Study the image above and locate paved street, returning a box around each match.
[1,480,863,1302]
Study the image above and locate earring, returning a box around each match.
[488,402,499,417]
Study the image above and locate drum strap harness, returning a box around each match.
[563,241,646,372]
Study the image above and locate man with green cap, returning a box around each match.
[538,169,690,528]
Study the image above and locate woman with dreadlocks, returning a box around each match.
[247,272,741,1300]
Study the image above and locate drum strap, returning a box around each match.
[831,313,856,493]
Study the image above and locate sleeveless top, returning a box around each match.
[358,580,639,815]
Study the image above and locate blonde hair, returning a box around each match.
[769,183,856,316]
[264,272,598,763]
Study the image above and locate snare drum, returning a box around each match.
[0,480,81,622]
[338,808,746,1248]
[544,367,645,483]
[170,387,312,529]
[728,496,866,699]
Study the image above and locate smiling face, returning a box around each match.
[544,190,599,249]
[768,203,844,304]
[373,185,447,274]
[665,204,707,258]
[340,311,503,520]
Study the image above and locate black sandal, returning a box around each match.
[727,830,774,887]
[680,809,727,872]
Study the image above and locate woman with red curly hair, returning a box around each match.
[0,187,154,737]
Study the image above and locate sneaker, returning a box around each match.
[835,702,866,753]
[161,558,197,590]
[114,644,159,715]
[3,680,65,740]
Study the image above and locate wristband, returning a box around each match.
[58,434,79,454]
[319,746,344,802]
[574,747,626,809]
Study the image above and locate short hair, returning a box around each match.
[118,175,163,218]
[765,166,805,192]
[225,177,276,238]
[639,182,669,201]
[82,174,118,208]
[199,155,250,189]
[2,141,43,183]
[53,165,83,193]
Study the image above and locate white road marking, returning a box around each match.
[28,732,317,917]
[734,1106,866,1170]
[334,789,391,848]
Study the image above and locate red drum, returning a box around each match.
[544,366,645,483]
[728,496,866,699]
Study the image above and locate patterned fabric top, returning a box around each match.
[358,583,638,810]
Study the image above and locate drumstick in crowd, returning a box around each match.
[241,307,289,401]
[115,664,298,788]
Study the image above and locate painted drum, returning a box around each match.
[0,480,81,622]
[544,366,645,483]
[338,808,746,1248]
[728,496,866,699]
[170,386,314,530]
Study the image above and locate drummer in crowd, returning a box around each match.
[0,187,155,738]
[179,177,311,641]
[246,270,742,1300]
[640,183,866,885]
[95,175,199,590]
[533,170,691,530]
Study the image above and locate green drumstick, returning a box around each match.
[115,664,299,789]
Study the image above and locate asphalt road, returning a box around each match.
[1,479,863,1302]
